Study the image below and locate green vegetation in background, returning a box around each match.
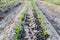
[32,0,48,36]
[0,0,18,6]
[45,0,60,5]
[14,1,30,40]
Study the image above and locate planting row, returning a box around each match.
[14,1,30,40]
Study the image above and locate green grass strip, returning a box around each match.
[0,0,18,6]
[45,0,60,5]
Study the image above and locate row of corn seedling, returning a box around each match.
[14,1,30,40]
[32,0,49,40]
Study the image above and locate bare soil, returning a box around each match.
[39,1,60,18]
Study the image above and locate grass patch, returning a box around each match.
[45,0,60,5]
[0,0,18,6]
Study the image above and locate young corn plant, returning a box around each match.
[14,25,22,40]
